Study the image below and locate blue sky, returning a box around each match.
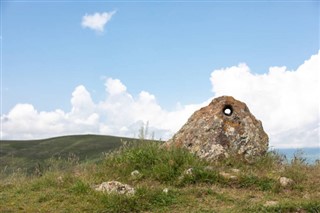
[2,1,318,112]
[1,1,319,147]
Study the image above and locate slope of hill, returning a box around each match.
[1,141,319,212]
[0,134,139,174]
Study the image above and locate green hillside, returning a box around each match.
[1,141,319,212]
[0,134,141,174]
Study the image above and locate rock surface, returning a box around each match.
[219,171,238,180]
[163,188,169,194]
[165,96,268,162]
[264,200,279,207]
[279,177,294,188]
[94,181,135,195]
[131,170,140,177]
[184,168,193,175]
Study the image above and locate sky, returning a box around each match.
[0,1,319,148]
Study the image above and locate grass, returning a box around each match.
[1,139,320,212]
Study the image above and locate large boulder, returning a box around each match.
[165,96,268,162]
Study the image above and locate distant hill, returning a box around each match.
[0,134,144,174]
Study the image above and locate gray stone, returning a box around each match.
[230,168,240,174]
[165,96,269,162]
[131,170,140,177]
[163,188,169,194]
[264,201,278,207]
[184,168,193,175]
[279,177,294,188]
[94,181,135,195]
[219,171,237,180]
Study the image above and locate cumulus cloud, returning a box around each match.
[1,104,66,139]
[95,78,206,139]
[1,52,319,148]
[210,51,320,148]
[105,78,127,96]
[81,11,116,33]
[1,77,205,141]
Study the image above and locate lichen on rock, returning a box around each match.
[94,181,135,195]
[165,96,269,162]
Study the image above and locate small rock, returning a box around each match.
[279,177,294,187]
[163,188,169,194]
[184,168,193,175]
[57,176,63,184]
[219,171,237,180]
[178,168,194,180]
[131,170,140,177]
[230,168,240,173]
[230,176,237,180]
[264,200,278,207]
[303,193,310,199]
[94,181,135,195]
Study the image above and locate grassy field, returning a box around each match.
[0,134,137,175]
[1,138,319,212]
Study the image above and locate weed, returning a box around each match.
[178,167,223,186]
[100,141,204,184]
[237,175,275,191]
[70,180,90,195]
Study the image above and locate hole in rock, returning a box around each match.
[223,105,233,116]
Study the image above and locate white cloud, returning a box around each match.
[70,85,95,116]
[95,78,206,138]
[1,104,66,139]
[1,52,319,148]
[105,78,127,96]
[81,11,116,33]
[1,77,204,141]
[210,51,320,148]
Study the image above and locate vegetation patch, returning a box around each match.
[1,138,319,212]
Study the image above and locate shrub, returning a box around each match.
[99,141,206,184]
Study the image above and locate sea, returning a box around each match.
[273,147,320,164]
